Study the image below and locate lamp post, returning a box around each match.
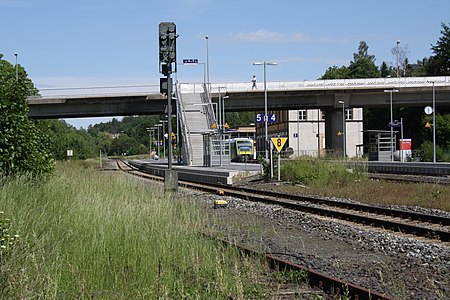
[384,89,399,161]
[253,61,277,159]
[159,120,168,161]
[205,36,210,98]
[430,81,437,162]
[146,128,152,158]
[14,52,18,82]
[218,86,227,166]
[338,101,346,158]
[222,95,229,131]
[396,40,400,78]
[154,124,162,159]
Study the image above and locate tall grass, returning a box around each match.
[281,158,367,188]
[280,158,450,211]
[0,162,267,299]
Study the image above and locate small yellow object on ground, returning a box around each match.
[213,199,228,209]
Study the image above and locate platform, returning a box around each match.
[128,159,262,185]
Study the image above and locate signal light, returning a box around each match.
[159,22,177,66]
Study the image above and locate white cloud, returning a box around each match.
[229,29,310,43]
[277,56,348,65]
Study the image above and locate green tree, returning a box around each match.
[0,54,54,176]
[225,111,255,128]
[426,23,450,76]
[380,61,390,78]
[320,65,350,79]
[320,41,380,79]
[348,41,380,78]
[37,120,97,160]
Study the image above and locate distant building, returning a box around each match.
[255,108,364,158]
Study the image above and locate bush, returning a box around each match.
[281,158,367,187]
[416,141,450,162]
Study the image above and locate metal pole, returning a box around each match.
[160,121,166,161]
[400,117,404,162]
[205,36,210,99]
[218,87,223,166]
[167,74,173,169]
[432,82,436,162]
[264,62,268,160]
[297,110,300,157]
[390,90,394,161]
[156,125,160,159]
[317,109,320,157]
[339,101,346,158]
[176,97,180,163]
[277,152,281,181]
[147,128,152,158]
[396,40,400,78]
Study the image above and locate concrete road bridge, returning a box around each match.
[27,76,450,165]
[28,76,450,119]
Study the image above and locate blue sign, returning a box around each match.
[183,58,198,64]
[256,113,277,123]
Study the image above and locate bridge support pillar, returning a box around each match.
[324,94,349,157]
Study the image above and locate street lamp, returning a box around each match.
[159,120,168,161]
[154,124,162,159]
[222,95,229,131]
[396,40,400,78]
[253,61,277,159]
[14,52,18,82]
[205,36,210,99]
[384,89,399,161]
[338,101,346,158]
[429,81,437,162]
[146,128,153,158]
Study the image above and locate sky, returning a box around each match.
[1,0,449,128]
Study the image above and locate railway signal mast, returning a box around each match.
[159,22,178,190]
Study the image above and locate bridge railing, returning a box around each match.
[179,76,450,94]
[32,84,161,98]
[29,76,450,99]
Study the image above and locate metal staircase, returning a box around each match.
[176,84,230,166]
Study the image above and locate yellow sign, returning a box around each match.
[224,122,230,129]
[211,122,217,129]
[425,121,431,128]
[271,137,288,153]
[337,131,343,136]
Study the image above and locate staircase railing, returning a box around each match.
[175,83,193,165]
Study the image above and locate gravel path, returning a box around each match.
[184,186,450,300]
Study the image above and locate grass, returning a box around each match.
[280,158,450,212]
[0,161,274,299]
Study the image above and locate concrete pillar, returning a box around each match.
[324,94,350,156]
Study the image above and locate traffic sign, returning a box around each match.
[271,137,288,153]
[424,106,433,115]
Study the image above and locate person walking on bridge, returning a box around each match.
[251,75,257,90]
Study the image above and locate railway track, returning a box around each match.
[115,159,394,299]
[119,159,450,243]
